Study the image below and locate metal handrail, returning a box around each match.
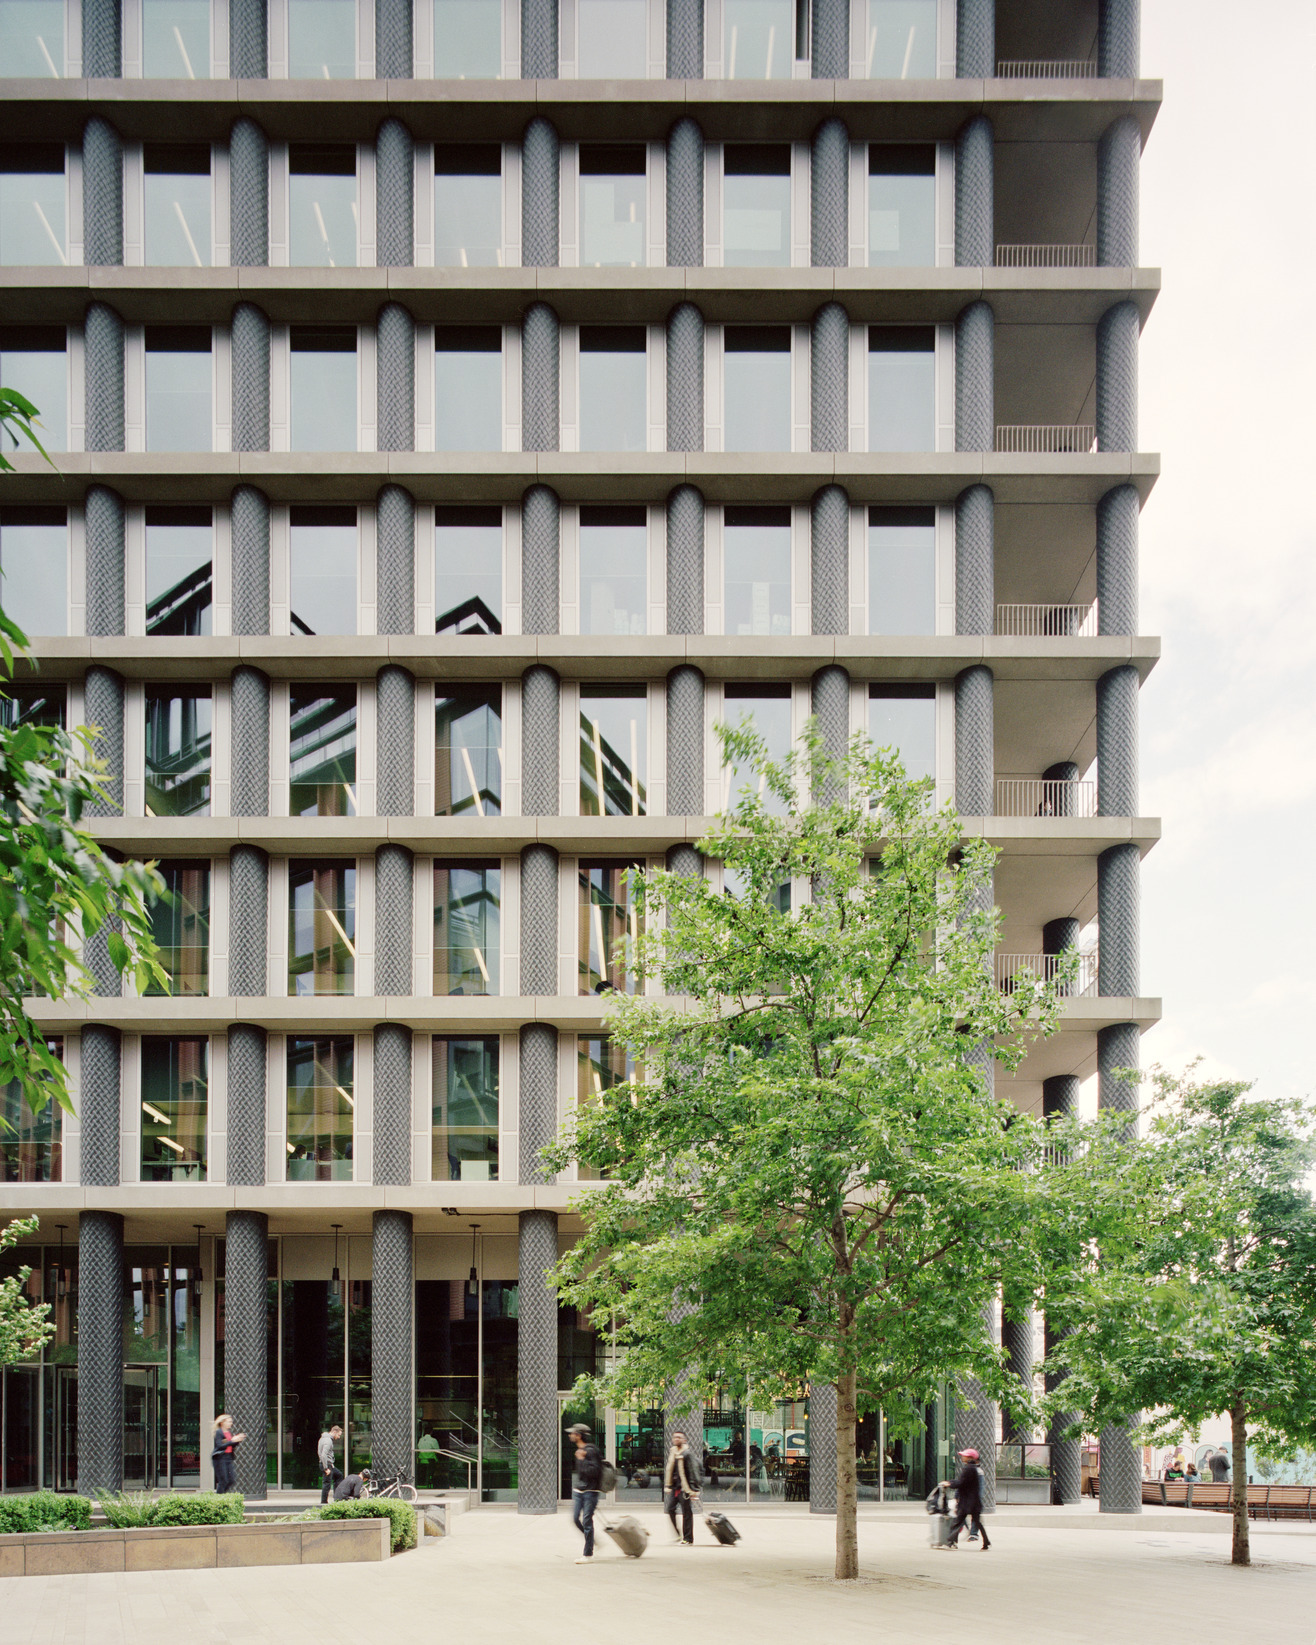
[995,602,1098,638]
[996,59,1098,78]
[996,424,1097,454]
[995,950,1098,998]
[995,778,1097,818]
[995,243,1096,268]
[428,1446,475,1491]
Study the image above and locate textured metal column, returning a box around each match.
[1096,302,1139,453]
[517,1209,560,1513]
[371,1210,415,1478]
[1097,116,1140,269]
[1043,916,1080,994]
[224,1210,269,1499]
[1097,665,1138,816]
[519,1025,559,1194]
[954,116,993,266]
[79,1025,121,1187]
[663,1356,705,1460]
[229,120,269,266]
[228,845,269,996]
[955,484,994,635]
[373,1029,413,1186]
[954,1355,998,1511]
[82,917,121,998]
[667,842,702,881]
[376,0,412,77]
[82,0,121,75]
[810,120,849,268]
[811,666,850,795]
[230,0,268,76]
[666,484,704,629]
[83,121,123,265]
[376,123,414,265]
[519,845,559,995]
[231,306,271,449]
[1042,1073,1082,1504]
[521,668,560,816]
[231,487,271,630]
[1098,0,1140,78]
[76,1209,124,1493]
[1098,1020,1140,1127]
[1096,484,1139,637]
[810,483,849,631]
[376,306,416,453]
[666,121,704,267]
[375,845,415,997]
[85,484,126,631]
[521,487,560,632]
[666,304,704,450]
[83,666,124,817]
[521,121,560,267]
[84,306,125,450]
[227,1023,268,1186]
[810,305,849,451]
[521,305,560,450]
[376,487,416,635]
[808,1383,837,1513]
[666,0,703,77]
[955,0,994,76]
[1098,844,1139,1000]
[955,300,994,451]
[376,665,416,816]
[954,665,994,817]
[230,668,271,816]
[1097,1016,1141,1514]
[811,0,849,78]
[666,666,705,817]
[1000,1302,1034,1441]
[521,0,558,77]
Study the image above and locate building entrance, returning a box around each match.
[123,1366,165,1489]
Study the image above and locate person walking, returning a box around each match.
[567,1423,604,1564]
[663,1429,703,1546]
[210,1414,245,1494]
[319,1424,344,1504]
[946,1448,991,1551]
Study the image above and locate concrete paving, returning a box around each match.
[2,1502,1311,1645]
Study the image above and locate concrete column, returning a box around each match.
[521,120,560,266]
[1043,916,1080,995]
[954,116,993,267]
[83,665,124,817]
[79,1025,121,1187]
[82,0,120,74]
[376,306,416,450]
[229,120,269,266]
[229,668,271,816]
[1098,844,1139,999]
[373,1028,413,1187]
[224,1209,269,1498]
[666,0,703,77]
[666,304,705,450]
[375,0,412,78]
[1097,665,1138,817]
[376,122,414,264]
[231,486,272,631]
[1043,759,1079,816]
[812,665,850,800]
[810,483,849,632]
[954,665,994,817]
[228,846,269,996]
[76,1210,124,1493]
[82,120,123,265]
[667,842,702,880]
[1096,484,1139,637]
[84,307,125,450]
[954,1330,998,1511]
[521,0,558,77]
[811,0,849,77]
[518,1209,560,1512]
[229,0,268,76]
[810,305,849,452]
[1097,1019,1141,1513]
[1042,1073,1082,1504]
[953,483,993,636]
[955,300,994,451]
[666,483,704,629]
[809,1383,837,1513]
[666,120,704,267]
[666,667,705,817]
[1096,302,1139,453]
[955,0,994,77]
[376,487,416,631]
[226,1024,268,1186]
[810,119,849,268]
[519,845,559,995]
[376,664,416,814]
[231,305,271,449]
[371,1209,415,1478]
[521,306,560,451]
[520,667,560,816]
[1097,116,1140,268]
[1000,1301,1034,1442]
[374,845,415,996]
[1098,0,1140,78]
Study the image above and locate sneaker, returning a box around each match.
[576,1556,595,1564]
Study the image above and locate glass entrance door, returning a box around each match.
[51,1364,77,1490]
[123,1366,164,1488]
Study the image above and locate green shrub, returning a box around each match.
[96,1491,158,1528]
[0,1491,94,1535]
[149,1492,245,1527]
[306,1499,417,1552]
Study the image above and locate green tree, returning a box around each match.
[0,1215,54,1367]
[548,725,1074,1579]
[1046,1068,1316,1566]
[0,387,54,473]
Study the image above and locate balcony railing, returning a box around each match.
[996,59,1098,79]
[995,243,1096,268]
[995,779,1096,819]
[995,424,1097,454]
[996,950,1098,998]
[995,602,1098,638]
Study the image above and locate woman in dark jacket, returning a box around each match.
[210,1413,245,1494]
[946,1448,990,1550]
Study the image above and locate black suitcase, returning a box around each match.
[601,1515,650,1558]
[705,1511,741,1546]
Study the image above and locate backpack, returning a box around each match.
[598,1460,618,1493]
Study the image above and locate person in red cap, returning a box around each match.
[946,1449,991,1550]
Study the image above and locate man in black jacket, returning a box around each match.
[946,1448,991,1550]
[568,1423,604,1563]
[663,1431,704,1546]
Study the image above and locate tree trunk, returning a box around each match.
[835,1366,859,1579]
[1230,1397,1249,1567]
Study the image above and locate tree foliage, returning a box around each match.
[0,386,55,474]
[0,1215,55,1367]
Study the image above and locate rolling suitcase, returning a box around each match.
[601,1515,650,1558]
[705,1511,741,1546]
[929,1513,952,1549]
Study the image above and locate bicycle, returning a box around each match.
[362,1472,418,1504]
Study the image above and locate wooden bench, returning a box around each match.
[1263,1484,1316,1521]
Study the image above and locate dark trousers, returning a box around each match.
[666,1489,694,1544]
[948,1508,989,1547]
[321,1465,343,1504]
[213,1453,237,1493]
[572,1489,599,1556]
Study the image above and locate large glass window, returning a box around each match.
[286,1036,354,1180]
[290,326,357,451]
[435,326,502,451]
[434,0,501,77]
[724,0,794,78]
[147,860,210,993]
[579,686,647,817]
[868,326,935,452]
[868,145,934,268]
[0,143,66,266]
[0,1042,62,1184]
[288,862,356,995]
[576,1035,634,1180]
[0,506,67,636]
[145,327,212,452]
[723,683,791,813]
[723,144,790,266]
[290,505,357,633]
[724,505,790,636]
[865,0,936,77]
[145,689,212,816]
[289,0,356,77]
[868,683,935,783]
[579,860,643,994]
[0,684,64,731]
[435,505,501,635]
[434,861,501,996]
[0,326,66,453]
[579,505,647,634]
[289,145,357,266]
[431,1036,498,1181]
[143,0,210,76]
[0,1,65,77]
[146,505,212,635]
[290,687,357,816]
[434,144,502,266]
[140,1037,207,1182]
[579,326,646,453]
[578,0,645,76]
[144,144,211,265]
[436,687,501,817]
[724,326,791,453]
[579,145,645,267]
[869,505,934,635]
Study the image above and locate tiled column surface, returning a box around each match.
[376,307,417,450]
[82,0,120,75]
[666,483,704,627]
[521,668,560,818]
[79,1025,121,1187]
[812,665,850,799]
[1043,1073,1082,1505]
[227,1023,268,1186]
[810,120,849,267]
[375,845,415,996]
[666,666,705,817]
[83,120,123,264]
[518,1024,558,1190]
[667,842,702,880]
[808,1382,837,1513]
[229,668,271,816]
[666,120,704,267]
[666,0,703,78]
[77,1210,124,1494]
[666,305,705,450]
[520,845,559,995]
[1097,666,1139,816]
[522,308,561,452]
[1097,484,1139,636]
[228,846,270,995]
[1096,302,1139,453]
[1097,1017,1142,1513]
[521,119,560,266]
[955,300,994,452]
[521,0,558,78]
[1000,1302,1035,1441]
[955,484,994,635]
[517,1209,560,1513]
[1098,115,1140,268]
[954,1339,998,1511]
[522,486,561,631]
[230,121,270,266]
[810,483,849,632]
[1098,0,1141,77]
[954,115,993,267]
[810,306,849,452]
[224,1209,270,1499]
[956,0,994,77]
[1043,916,1080,993]
[954,665,994,817]
[374,1027,413,1186]
[810,0,850,78]
[371,1209,415,1478]
[376,664,417,815]
[83,665,124,817]
[230,0,267,77]
[231,487,272,630]
[376,0,413,79]
[376,487,416,632]
[231,306,272,448]
[376,125,415,265]
[1097,843,1139,999]
[84,307,125,450]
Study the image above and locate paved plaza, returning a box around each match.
[1,1504,1311,1645]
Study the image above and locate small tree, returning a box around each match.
[548,726,1073,1579]
[1047,1068,1316,1566]
[0,1215,54,1367]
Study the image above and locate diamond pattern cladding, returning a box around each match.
[519,1024,558,1186]
[810,121,849,267]
[808,1383,837,1512]
[1097,484,1139,637]
[666,484,704,630]
[666,305,705,450]
[83,121,123,263]
[811,667,850,800]
[521,122,560,268]
[1000,1306,1033,1441]
[229,122,270,267]
[1098,1020,1141,1123]
[375,665,416,815]
[955,0,994,77]
[521,0,558,77]
[521,489,561,633]
[231,306,271,449]
[84,308,125,452]
[1096,302,1139,453]
[1098,0,1140,78]
[83,667,123,816]
[229,0,268,77]
[227,845,270,997]
[954,116,993,267]
[231,489,271,632]
[810,0,849,78]
[955,300,994,451]
[666,121,705,269]
[954,665,994,817]
[374,845,415,996]
[1097,844,1139,998]
[520,669,560,815]
[666,666,705,817]
[224,1210,269,1498]
[229,667,271,815]
[955,1361,998,1510]
[666,843,702,881]
[1098,115,1140,268]
[375,0,413,78]
[79,1025,121,1187]
[376,308,416,449]
[810,483,849,630]
[1045,1313,1082,1504]
[376,125,415,266]
[77,1212,124,1493]
[522,305,561,450]
[519,845,559,996]
[1096,666,1139,816]
[376,490,416,629]
[518,1210,560,1511]
[810,307,849,451]
[1099,1420,1143,1513]
[955,484,994,635]
[372,1211,415,1476]
[666,0,703,77]
[82,0,121,75]
[85,488,125,630]
[83,920,121,998]
[373,1027,413,1187]
[226,1024,267,1186]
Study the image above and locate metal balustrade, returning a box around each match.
[995,779,1097,818]
[996,59,1099,79]
[995,424,1097,454]
[995,243,1096,268]
[995,949,1098,997]
[995,602,1098,638]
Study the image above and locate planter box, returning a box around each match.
[995,1477,1053,1505]
[0,1516,390,1577]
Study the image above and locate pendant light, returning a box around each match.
[55,1224,67,1301]
[331,1224,343,1297]
[193,1225,205,1298]
[466,1224,480,1299]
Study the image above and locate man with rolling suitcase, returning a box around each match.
[567,1423,604,1563]
[663,1430,703,1546]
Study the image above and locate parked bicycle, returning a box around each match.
[362,1472,418,1503]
